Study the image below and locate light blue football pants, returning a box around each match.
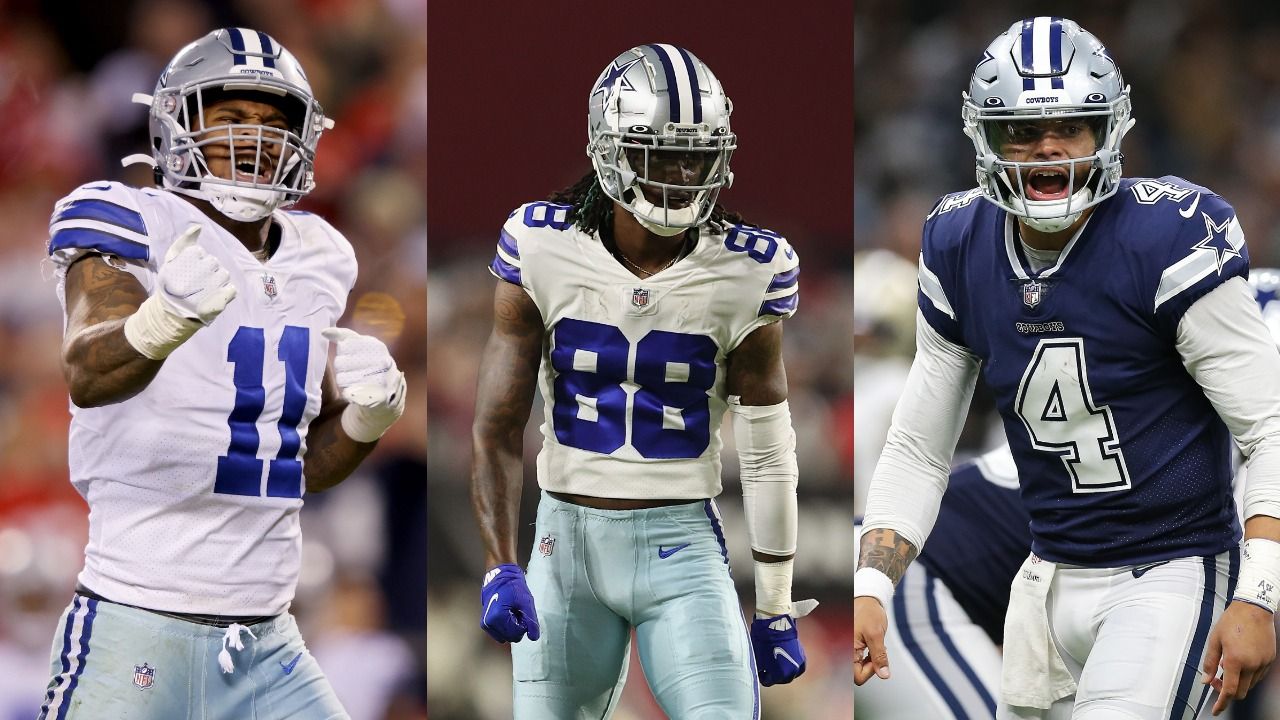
[37,593,347,719]
[512,491,759,719]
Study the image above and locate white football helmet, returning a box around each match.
[962,17,1135,233]
[587,44,736,235]
[127,28,333,222]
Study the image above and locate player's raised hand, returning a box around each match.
[480,564,540,643]
[157,224,237,324]
[1202,600,1276,715]
[854,595,892,685]
[124,223,238,360]
[751,599,818,686]
[321,327,406,443]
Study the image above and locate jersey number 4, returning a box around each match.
[1014,338,1132,493]
[214,325,310,499]
[552,318,718,458]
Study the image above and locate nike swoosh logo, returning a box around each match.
[1132,560,1172,579]
[1179,193,1200,219]
[483,592,500,625]
[658,543,691,559]
[279,652,302,675]
[773,647,800,669]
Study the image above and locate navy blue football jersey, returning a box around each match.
[918,451,1029,645]
[918,177,1245,566]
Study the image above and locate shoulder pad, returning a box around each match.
[720,224,799,319]
[491,201,576,285]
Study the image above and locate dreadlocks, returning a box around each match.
[548,171,750,239]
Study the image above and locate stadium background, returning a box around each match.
[425,3,854,719]
[856,0,1280,717]
[0,1,427,718]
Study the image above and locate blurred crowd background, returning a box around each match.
[425,4,853,719]
[856,0,1280,717]
[0,1,427,718]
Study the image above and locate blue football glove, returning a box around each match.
[750,599,818,686]
[480,564,540,643]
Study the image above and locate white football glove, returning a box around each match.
[124,224,238,359]
[322,327,407,443]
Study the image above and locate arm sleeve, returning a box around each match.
[860,311,982,551]
[1177,275,1280,521]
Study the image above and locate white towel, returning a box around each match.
[1001,554,1076,709]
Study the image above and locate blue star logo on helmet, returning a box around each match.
[591,57,641,112]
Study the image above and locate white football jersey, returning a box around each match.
[490,201,799,499]
[48,181,356,616]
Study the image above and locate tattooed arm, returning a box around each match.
[61,255,162,407]
[856,527,919,585]
[303,367,378,493]
[471,280,545,568]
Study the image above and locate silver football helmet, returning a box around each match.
[587,44,735,236]
[126,28,333,222]
[962,17,1134,233]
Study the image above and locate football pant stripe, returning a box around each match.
[925,574,997,714]
[37,596,80,720]
[738,610,761,719]
[53,198,146,235]
[56,598,98,720]
[1169,556,1217,720]
[702,499,730,564]
[49,227,150,261]
[894,568,971,718]
[1190,549,1239,718]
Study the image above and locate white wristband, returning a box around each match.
[1235,538,1280,613]
[754,559,794,616]
[123,294,201,360]
[855,567,895,611]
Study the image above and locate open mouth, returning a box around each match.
[233,160,273,184]
[1024,168,1071,202]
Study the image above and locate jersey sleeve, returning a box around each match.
[1150,190,1249,330]
[48,182,152,271]
[490,208,525,287]
[726,225,799,351]
[917,194,969,348]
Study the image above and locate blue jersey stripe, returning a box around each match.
[490,256,521,285]
[702,500,730,564]
[647,44,682,124]
[49,228,149,261]
[675,46,703,124]
[894,578,970,718]
[767,267,799,292]
[227,28,247,64]
[54,198,146,235]
[759,292,798,317]
[257,31,276,68]
[1169,557,1217,720]
[56,598,97,720]
[498,228,520,259]
[927,574,997,714]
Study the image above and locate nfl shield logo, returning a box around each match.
[631,287,650,309]
[1022,281,1042,308]
[133,663,155,690]
[261,273,278,299]
[538,535,555,557]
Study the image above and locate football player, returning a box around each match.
[38,29,406,719]
[855,17,1280,719]
[470,44,813,718]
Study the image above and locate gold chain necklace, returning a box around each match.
[613,238,689,278]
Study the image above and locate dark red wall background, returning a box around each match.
[427,2,853,262]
